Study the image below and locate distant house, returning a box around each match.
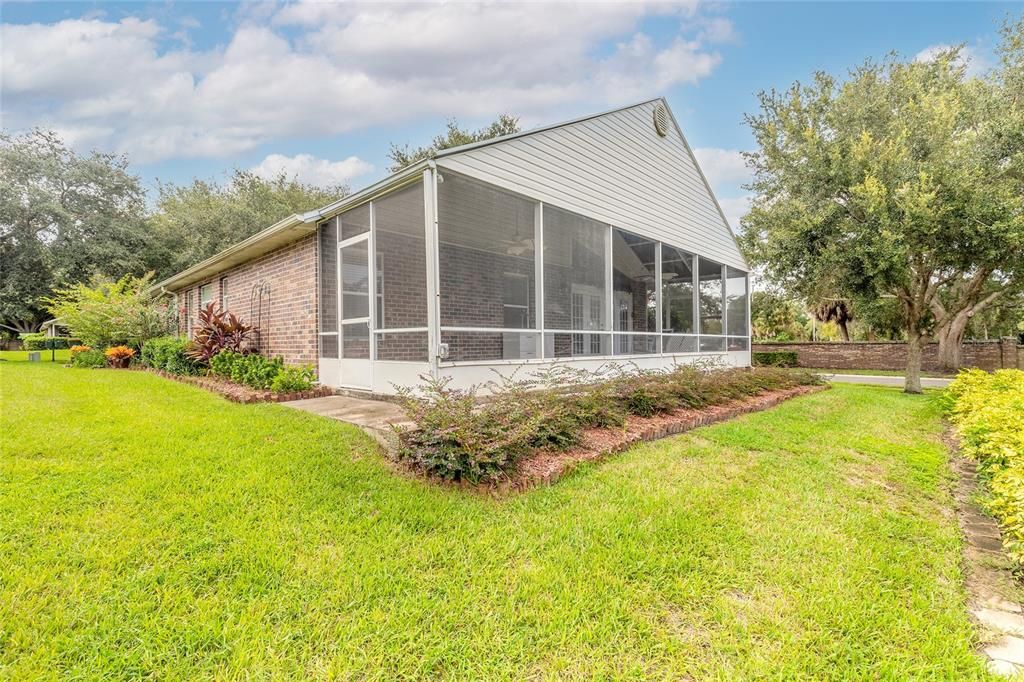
[153,98,750,394]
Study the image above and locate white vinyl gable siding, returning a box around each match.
[436,99,747,271]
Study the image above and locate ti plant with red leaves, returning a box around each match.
[186,303,254,365]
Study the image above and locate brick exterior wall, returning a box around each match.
[174,234,318,366]
[752,339,1023,372]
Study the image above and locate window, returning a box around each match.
[199,283,214,306]
[220,277,229,311]
[438,172,535,329]
[726,267,749,337]
[662,245,694,334]
[698,257,724,335]
[503,273,530,328]
[612,229,656,333]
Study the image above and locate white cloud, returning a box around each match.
[251,153,373,187]
[914,44,987,78]
[1,3,733,162]
[716,195,752,232]
[693,148,751,187]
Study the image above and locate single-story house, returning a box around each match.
[153,98,751,394]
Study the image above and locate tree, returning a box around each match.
[750,290,809,340]
[147,170,346,279]
[0,129,149,334]
[810,298,853,342]
[45,273,174,348]
[387,115,520,173]
[740,20,1024,393]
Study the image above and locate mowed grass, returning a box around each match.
[0,363,991,680]
[0,349,70,363]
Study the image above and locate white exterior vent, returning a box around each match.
[653,103,670,137]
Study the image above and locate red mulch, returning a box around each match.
[148,369,333,404]
[499,383,829,493]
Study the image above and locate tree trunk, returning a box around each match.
[905,332,924,394]
[934,312,971,373]
[837,319,851,342]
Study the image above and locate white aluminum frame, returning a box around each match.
[316,168,750,392]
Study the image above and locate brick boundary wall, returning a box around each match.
[752,338,1023,372]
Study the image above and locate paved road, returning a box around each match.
[820,373,953,388]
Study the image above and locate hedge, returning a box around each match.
[394,365,822,484]
[752,350,799,367]
[943,369,1024,566]
[19,333,82,350]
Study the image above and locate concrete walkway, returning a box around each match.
[820,373,953,388]
[281,395,411,446]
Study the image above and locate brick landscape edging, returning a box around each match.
[501,383,830,493]
[149,369,333,404]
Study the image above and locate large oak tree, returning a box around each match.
[740,18,1024,392]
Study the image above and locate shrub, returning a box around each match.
[186,303,253,365]
[104,346,135,368]
[19,333,82,350]
[752,350,799,367]
[140,336,200,375]
[944,369,1024,566]
[394,376,540,483]
[270,365,316,393]
[211,351,284,390]
[44,273,175,348]
[394,365,822,483]
[71,349,107,368]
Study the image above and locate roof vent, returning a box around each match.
[653,103,670,137]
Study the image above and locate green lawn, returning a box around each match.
[1,363,991,679]
[805,367,954,378]
[0,349,70,363]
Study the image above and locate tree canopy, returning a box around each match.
[740,16,1024,392]
[387,114,520,173]
[146,170,345,280]
[0,129,149,333]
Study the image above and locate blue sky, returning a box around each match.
[1,1,1011,227]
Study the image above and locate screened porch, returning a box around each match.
[316,169,750,393]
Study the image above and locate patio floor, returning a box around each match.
[280,395,411,445]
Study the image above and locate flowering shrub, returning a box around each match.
[394,364,821,484]
[69,345,92,356]
[944,369,1024,565]
[104,345,135,368]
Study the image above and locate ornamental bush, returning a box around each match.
[394,364,821,484]
[270,365,316,393]
[70,349,107,369]
[44,273,175,348]
[104,345,135,368]
[140,336,201,376]
[210,350,284,390]
[944,369,1024,565]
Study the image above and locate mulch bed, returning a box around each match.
[499,383,829,493]
[149,369,333,404]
